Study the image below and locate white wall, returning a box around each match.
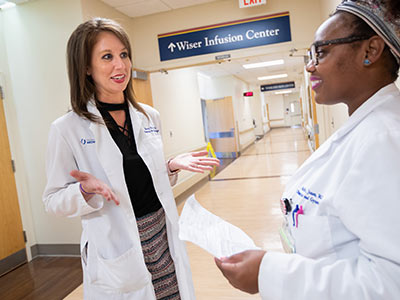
[260,92,271,134]
[233,78,255,150]
[266,93,285,127]
[249,85,265,137]
[2,0,84,250]
[316,0,348,143]
[150,68,209,194]
[197,73,233,100]
[150,68,206,156]
[196,73,256,151]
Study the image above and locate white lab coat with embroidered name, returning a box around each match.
[43,101,195,299]
[259,83,400,300]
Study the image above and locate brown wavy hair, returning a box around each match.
[66,18,147,122]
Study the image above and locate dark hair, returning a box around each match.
[384,0,400,19]
[66,18,147,122]
[334,6,399,81]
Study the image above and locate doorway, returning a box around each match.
[289,100,302,126]
[201,96,238,159]
[0,85,26,276]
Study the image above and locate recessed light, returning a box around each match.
[243,59,284,69]
[275,90,293,94]
[258,74,288,81]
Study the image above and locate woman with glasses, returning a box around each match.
[215,0,400,299]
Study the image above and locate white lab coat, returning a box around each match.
[43,101,195,299]
[259,83,400,300]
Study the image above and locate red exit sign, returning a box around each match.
[239,0,266,8]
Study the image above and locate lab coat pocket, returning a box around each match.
[91,246,151,293]
[292,215,334,258]
[81,241,88,266]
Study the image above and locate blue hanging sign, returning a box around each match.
[158,12,291,61]
[260,81,295,92]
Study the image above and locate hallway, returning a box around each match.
[177,127,310,299]
[63,127,311,299]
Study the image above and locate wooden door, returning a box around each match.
[205,96,238,158]
[132,69,153,107]
[0,86,26,275]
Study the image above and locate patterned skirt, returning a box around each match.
[136,207,181,300]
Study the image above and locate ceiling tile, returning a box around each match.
[101,0,144,7]
[115,0,171,18]
[161,0,217,9]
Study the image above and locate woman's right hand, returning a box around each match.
[70,170,119,205]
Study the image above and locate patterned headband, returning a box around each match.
[336,0,400,63]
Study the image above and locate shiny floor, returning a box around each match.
[65,127,311,299]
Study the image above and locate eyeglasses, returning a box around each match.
[308,36,371,66]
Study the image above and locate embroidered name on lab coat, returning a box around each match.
[144,127,159,134]
[296,186,322,205]
[80,138,96,145]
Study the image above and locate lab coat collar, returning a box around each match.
[87,98,145,143]
[331,83,399,142]
[87,100,124,189]
[290,83,399,182]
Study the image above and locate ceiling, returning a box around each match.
[194,52,307,90]
[101,0,221,18]
[7,0,29,4]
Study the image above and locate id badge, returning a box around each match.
[279,219,295,253]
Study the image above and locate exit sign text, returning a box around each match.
[239,0,266,8]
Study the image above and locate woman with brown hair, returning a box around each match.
[215,1,400,299]
[43,18,218,299]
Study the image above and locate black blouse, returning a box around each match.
[97,100,162,218]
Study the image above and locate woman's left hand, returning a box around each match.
[214,249,267,294]
[168,150,220,173]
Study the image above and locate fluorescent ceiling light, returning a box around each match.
[243,59,284,69]
[258,73,288,81]
[0,1,16,9]
[275,90,293,94]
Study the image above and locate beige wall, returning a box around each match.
[320,0,342,20]
[131,0,322,71]
[80,0,136,59]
